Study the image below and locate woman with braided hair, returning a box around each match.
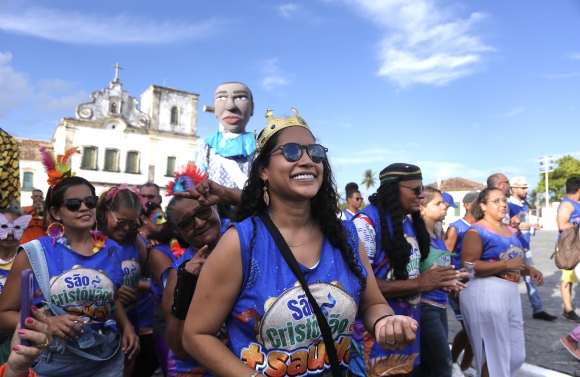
[181,108,416,377]
[350,164,463,377]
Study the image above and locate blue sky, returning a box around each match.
[1,0,579,200]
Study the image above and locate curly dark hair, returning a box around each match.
[368,182,431,281]
[470,187,501,221]
[235,128,366,291]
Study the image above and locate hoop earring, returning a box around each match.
[263,180,270,206]
[47,222,65,246]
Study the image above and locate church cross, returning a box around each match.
[112,63,123,81]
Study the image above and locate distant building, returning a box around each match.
[20,68,200,199]
[16,138,53,207]
[427,177,486,226]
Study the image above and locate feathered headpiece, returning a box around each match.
[105,184,147,211]
[166,164,208,196]
[40,147,81,188]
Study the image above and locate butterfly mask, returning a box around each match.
[0,214,33,241]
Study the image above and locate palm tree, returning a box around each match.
[361,169,376,198]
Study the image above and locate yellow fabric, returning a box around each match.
[562,269,578,283]
[0,129,20,210]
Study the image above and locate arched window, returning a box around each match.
[170,106,179,125]
[23,172,33,190]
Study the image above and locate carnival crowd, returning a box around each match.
[0,82,578,377]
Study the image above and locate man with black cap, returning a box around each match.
[349,163,463,377]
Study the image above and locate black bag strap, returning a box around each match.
[257,212,342,377]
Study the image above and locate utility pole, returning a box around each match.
[539,156,555,208]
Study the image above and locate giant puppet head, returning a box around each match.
[213,82,254,134]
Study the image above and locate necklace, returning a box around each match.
[271,218,314,247]
[0,252,16,265]
[484,218,501,227]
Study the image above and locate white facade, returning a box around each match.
[49,76,199,197]
[16,138,52,208]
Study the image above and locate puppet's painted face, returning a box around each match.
[214,82,254,134]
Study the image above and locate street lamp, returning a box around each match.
[539,156,555,208]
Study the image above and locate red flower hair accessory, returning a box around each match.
[166,164,208,196]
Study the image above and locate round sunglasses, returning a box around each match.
[267,143,328,163]
[177,206,213,232]
[61,196,99,212]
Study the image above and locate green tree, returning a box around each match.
[536,155,580,202]
[361,169,377,197]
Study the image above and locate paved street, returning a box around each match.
[447,230,580,376]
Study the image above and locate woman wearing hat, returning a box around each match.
[350,164,464,376]
[181,108,417,377]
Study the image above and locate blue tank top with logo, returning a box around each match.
[227,215,365,375]
[149,244,177,297]
[166,246,219,376]
[33,235,122,324]
[121,239,141,332]
[449,219,471,270]
[420,234,450,307]
[471,224,524,283]
[350,205,421,375]
[0,266,11,294]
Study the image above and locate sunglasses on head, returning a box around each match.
[177,206,213,232]
[267,143,328,164]
[399,184,425,196]
[110,211,140,229]
[62,196,99,212]
[141,194,158,200]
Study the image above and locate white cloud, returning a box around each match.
[278,4,301,18]
[0,52,33,117]
[260,58,291,91]
[340,0,492,87]
[0,7,220,44]
[500,106,525,118]
[36,90,89,114]
[568,53,580,60]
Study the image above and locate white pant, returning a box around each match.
[460,276,525,377]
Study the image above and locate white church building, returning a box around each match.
[25,67,200,200]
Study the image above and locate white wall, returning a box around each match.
[19,160,50,207]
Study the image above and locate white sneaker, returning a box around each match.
[451,363,465,377]
[462,367,476,377]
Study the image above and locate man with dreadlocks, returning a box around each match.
[349,163,463,377]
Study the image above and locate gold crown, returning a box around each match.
[255,107,310,152]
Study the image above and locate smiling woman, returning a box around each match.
[181,108,417,377]
[0,147,138,377]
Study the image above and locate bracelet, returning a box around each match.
[250,371,260,377]
[373,314,393,335]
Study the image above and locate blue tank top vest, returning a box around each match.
[0,266,10,294]
[420,234,450,307]
[121,239,141,332]
[350,205,422,375]
[227,215,366,375]
[32,235,123,324]
[508,200,532,249]
[166,247,218,376]
[449,219,471,269]
[560,197,580,226]
[149,244,177,297]
[471,224,524,283]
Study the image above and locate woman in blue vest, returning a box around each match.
[0,147,139,376]
[413,187,466,377]
[182,108,417,377]
[460,188,544,377]
[96,186,149,376]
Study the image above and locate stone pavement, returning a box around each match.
[447,230,580,376]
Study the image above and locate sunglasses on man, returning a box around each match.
[267,143,328,164]
[399,185,425,196]
[141,194,159,201]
